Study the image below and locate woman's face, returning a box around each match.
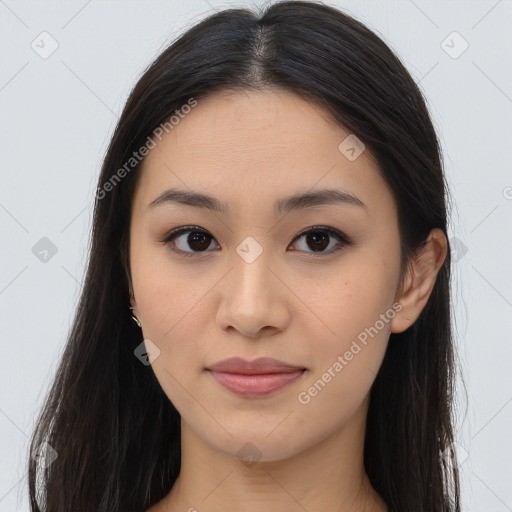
[129,88,404,462]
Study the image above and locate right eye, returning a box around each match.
[161,226,219,258]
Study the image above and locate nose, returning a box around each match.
[216,248,291,339]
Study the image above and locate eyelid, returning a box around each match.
[160,224,352,258]
[291,225,351,245]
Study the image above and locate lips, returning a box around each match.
[205,357,307,398]
[206,357,306,374]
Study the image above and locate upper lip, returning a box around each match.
[206,357,306,375]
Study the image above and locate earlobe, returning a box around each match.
[391,266,414,333]
[391,228,448,333]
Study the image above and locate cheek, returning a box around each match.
[293,252,399,410]
[130,250,211,404]
[132,240,205,333]
[294,298,392,439]
[137,273,205,363]
[134,263,209,413]
[300,251,399,345]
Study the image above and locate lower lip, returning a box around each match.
[207,369,306,398]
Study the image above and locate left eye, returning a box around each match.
[161,225,351,258]
[289,226,350,255]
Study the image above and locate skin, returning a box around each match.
[128,88,447,512]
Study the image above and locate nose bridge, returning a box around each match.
[217,234,288,336]
[217,228,293,339]
[231,234,274,299]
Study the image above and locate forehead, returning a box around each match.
[132,89,396,220]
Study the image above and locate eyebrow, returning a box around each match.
[147,187,367,216]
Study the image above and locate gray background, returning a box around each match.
[1,0,511,510]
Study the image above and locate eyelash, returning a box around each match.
[160,225,352,259]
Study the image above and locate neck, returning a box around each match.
[163,399,387,512]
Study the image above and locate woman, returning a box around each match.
[28,1,461,511]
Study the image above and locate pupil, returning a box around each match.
[307,232,328,252]
[188,232,210,251]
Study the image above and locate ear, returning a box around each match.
[391,228,448,333]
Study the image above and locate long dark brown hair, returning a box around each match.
[28,1,461,510]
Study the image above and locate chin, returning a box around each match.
[200,426,312,464]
